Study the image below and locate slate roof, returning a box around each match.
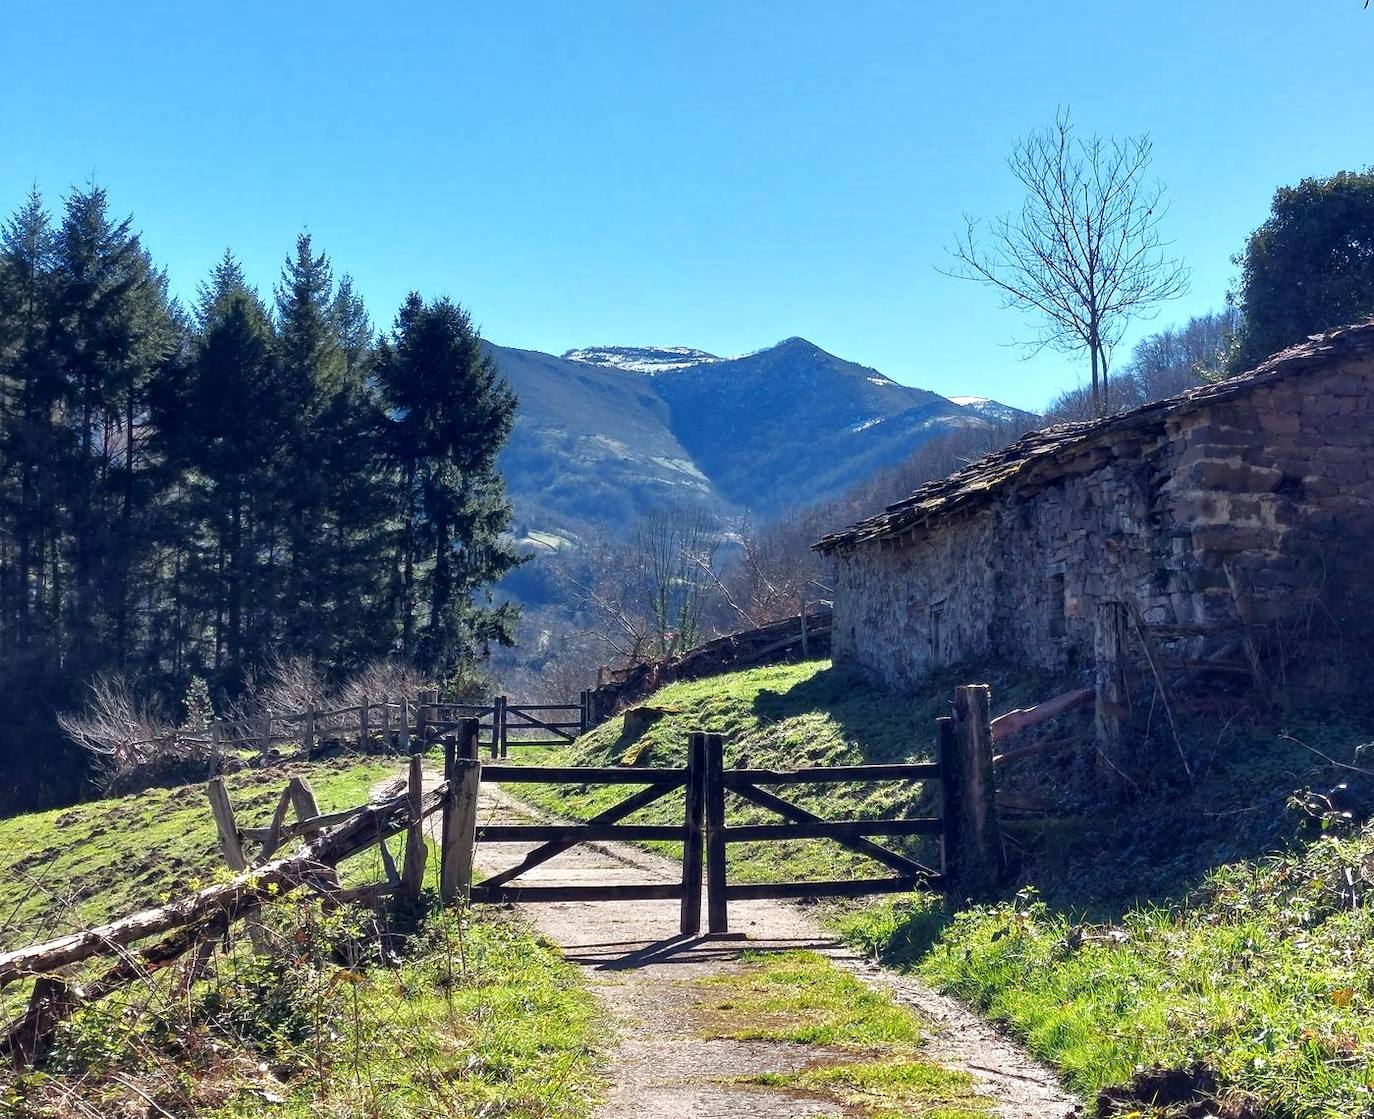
[814,319,1374,555]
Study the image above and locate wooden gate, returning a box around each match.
[422,692,594,756]
[439,684,1005,934]
[444,721,708,934]
[698,733,945,933]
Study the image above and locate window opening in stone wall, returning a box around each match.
[930,606,944,662]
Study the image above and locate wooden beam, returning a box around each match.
[721,762,941,786]
[987,687,1095,742]
[720,818,943,842]
[680,733,706,936]
[704,733,728,934]
[477,823,684,843]
[480,764,685,786]
[723,876,940,901]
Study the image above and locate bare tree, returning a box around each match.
[948,109,1189,416]
[561,504,725,668]
[633,503,722,657]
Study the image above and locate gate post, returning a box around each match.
[938,685,1004,904]
[494,695,509,758]
[441,718,482,905]
[680,733,707,935]
[704,733,728,934]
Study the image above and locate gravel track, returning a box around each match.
[451,779,1079,1119]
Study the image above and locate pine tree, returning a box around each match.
[156,260,284,690]
[274,235,345,665]
[375,294,524,678]
[49,186,177,675]
[0,190,62,657]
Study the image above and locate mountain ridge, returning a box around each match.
[490,335,1029,539]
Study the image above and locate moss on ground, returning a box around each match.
[698,950,990,1118]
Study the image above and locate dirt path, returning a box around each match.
[459,782,1078,1119]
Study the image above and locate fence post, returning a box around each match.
[1094,600,1129,786]
[207,777,247,872]
[207,777,266,950]
[680,733,707,935]
[359,698,370,751]
[441,718,482,905]
[304,707,317,754]
[940,685,1004,903]
[400,752,427,904]
[799,596,809,659]
[704,732,728,934]
[579,690,590,735]
[457,716,480,763]
[399,697,411,753]
[494,694,509,758]
[380,698,391,751]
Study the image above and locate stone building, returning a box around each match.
[814,321,1374,694]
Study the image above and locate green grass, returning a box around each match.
[12,908,605,1119]
[509,658,1055,883]
[0,755,402,952]
[699,950,990,1118]
[832,830,1374,1119]
[0,756,608,1119]
[512,657,1374,1116]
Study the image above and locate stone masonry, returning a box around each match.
[814,321,1374,693]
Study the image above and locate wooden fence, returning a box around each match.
[5,680,1081,1066]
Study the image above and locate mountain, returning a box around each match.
[642,337,976,510]
[486,344,717,549]
[491,336,1026,540]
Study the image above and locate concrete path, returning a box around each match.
[466,784,1079,1119]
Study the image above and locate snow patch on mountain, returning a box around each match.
[951,395,1035,425]
[563,345,722,375]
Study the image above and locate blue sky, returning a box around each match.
[3,1,1372,410]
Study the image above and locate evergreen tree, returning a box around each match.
[375,294,524,678]
[0,190,62,657]
[155,257,284,691]
[274,234,345,664]
[49,186,177,675]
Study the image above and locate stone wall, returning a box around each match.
[828,355,1374,692]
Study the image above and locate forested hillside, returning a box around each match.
[0,187,521,812]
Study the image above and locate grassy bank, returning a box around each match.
[1,756,607,1119]
[0,756,400,951]
[836,824,1374,1118]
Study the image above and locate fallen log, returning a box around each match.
[0,781,446,989]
